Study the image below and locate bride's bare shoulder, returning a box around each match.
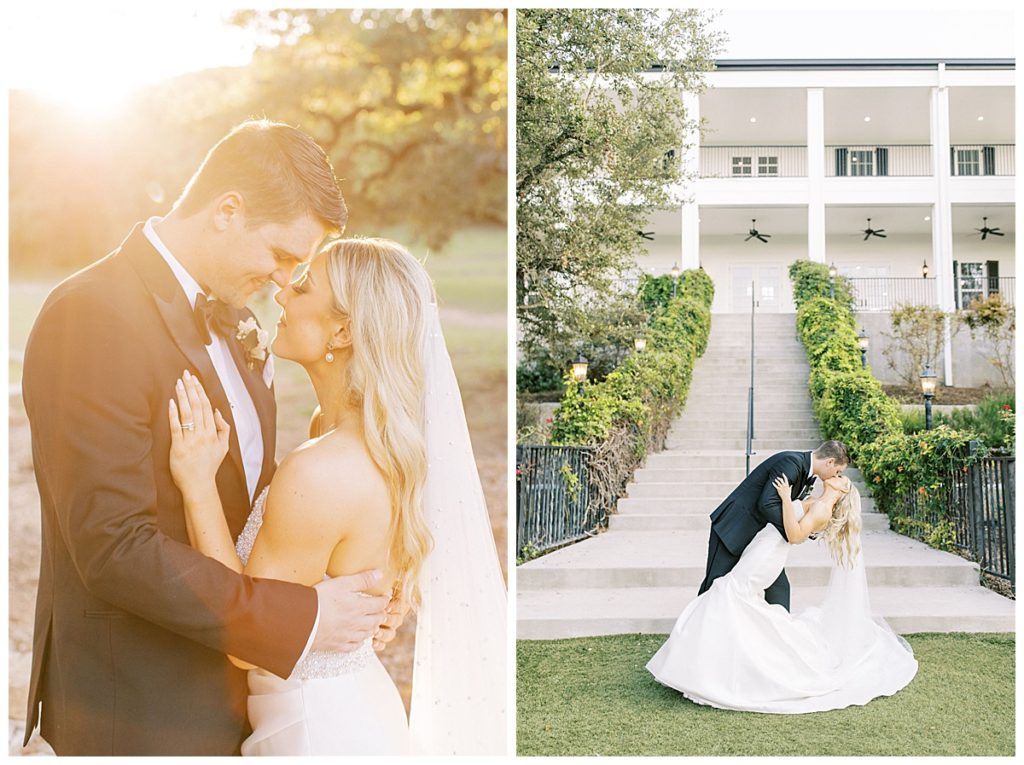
[269,433,389,530]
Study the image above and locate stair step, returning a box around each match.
[616,495,877,514]
[516,584,1015,638]
[517,530,982,590]
[608,511,890,532]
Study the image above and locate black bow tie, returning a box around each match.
[194,293,235,345]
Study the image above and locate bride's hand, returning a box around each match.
[772,474,791,499]
[167,370,231,496]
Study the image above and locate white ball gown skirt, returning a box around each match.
[646,519,918,714]
[241,639,410,755]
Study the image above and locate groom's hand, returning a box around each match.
[312,570,389,653]
[373,595,412,651]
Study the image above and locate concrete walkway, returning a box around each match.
[518,313,1015,639]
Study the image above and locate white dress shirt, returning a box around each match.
[144,218,264,502]
[144,217,319,663]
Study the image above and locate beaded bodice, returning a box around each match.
[237,486,374,679]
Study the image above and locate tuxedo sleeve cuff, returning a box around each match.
[291,593,321,674]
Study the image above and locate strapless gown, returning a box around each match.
[235,487,410,755]
[646,501,918,714]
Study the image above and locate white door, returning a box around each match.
[730,265,785,313]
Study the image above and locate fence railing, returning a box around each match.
[848,277,937,311]
[516,445,604,558]
[826,145,932,177]
[849,276,1015,311]
[700,145,807,178]
[950,144,1015,177]
[889,444,1014,590]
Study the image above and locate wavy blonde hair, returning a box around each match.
[324,237,435,607]
[820,483,862,568]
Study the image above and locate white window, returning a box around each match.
[958,262,985,306]
[956,149,980,176]
[850,150,874,176]
[758,156,778,176]
[732,156,752,176]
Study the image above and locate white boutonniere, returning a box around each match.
[235,317,269,370]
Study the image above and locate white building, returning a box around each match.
[640,59,1015,386]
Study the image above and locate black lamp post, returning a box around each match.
[670,264,681,298]
[828,262,837,300]
[920,364,937,430]
[857,328,869,369]
[571,353,589,384]
[922,260,929,279]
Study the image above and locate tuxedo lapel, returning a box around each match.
[121,225,249,491]
[221,314,278,496]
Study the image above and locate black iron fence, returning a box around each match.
[889,444,1015,590]
[516,445,604,559]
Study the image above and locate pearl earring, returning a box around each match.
[325,343,335,363]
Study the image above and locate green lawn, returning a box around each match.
[517,633,1016,756]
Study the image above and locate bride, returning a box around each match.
[647,471,918,714]
[166,237,505,754]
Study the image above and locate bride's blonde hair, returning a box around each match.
[324,237,435,607]
[821,483,862,568]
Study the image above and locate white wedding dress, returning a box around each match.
[646,501,918,714]
[234,487,410,755]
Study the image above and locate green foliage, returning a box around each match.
[517,8,722,367]
[638,274,678,313]
[787,260,1001,559]
[898,393,1015,453]
[517,360,566,394]
[883,304,952,387]
[550,270,712,447]
[788,260,855,314]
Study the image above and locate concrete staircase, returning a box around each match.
[518,313,1014,638]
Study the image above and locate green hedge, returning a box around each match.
[551,269,713,447]
[788,261,997,548]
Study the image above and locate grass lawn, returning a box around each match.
[517,633,1015,756]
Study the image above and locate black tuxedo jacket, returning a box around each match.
[21,224,318,755]
[708,451,812,556]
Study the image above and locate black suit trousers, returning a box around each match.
[698,529,791,611]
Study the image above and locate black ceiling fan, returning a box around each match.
[745,219,770,243]
[637,230,654,241]
[862,218,886,240]
[975,217,1004,240]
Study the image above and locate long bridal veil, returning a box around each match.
[409,305,507,755]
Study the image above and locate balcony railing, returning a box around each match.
[826,145,932,177]
[700,146,807,178]
[848,276,1014,311]
[950,144,1015,177]
[848,277,937,311]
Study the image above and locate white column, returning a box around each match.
[680,91,701,270]
[930,71,955,386]
[806,88,826,263]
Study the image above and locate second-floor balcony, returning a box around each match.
[699,144,1015,179]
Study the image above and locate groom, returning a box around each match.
[697,441,849,610]
[22,121,403,755]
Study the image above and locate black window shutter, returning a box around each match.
[986,260,999,295]
[950,147,956,176]
[953,260,960,308]
[835,147,848,176]
[983,146,995,175]
[875,147,889,176]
